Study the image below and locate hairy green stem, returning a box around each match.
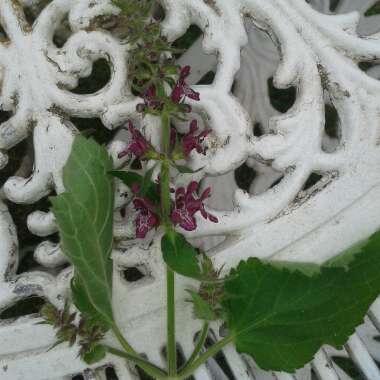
[160,111,171,226]
[161,159,171,226]
[167,267,177,375]
[107,333,234,380]
[106,345,168,379]
[161,111,170,155]
[160,111,177,376]
[112,322,172,377]
[180,322,209,371]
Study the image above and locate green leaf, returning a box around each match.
[51,136,114,327]
[187,290,218,321]
[156,81,166,98]
[140,166,159,201]
[82,345,107,365]
[365,1,380,16]
[111,0,129,13]
[110,168,159,202]
[110,171,143,188]
[222,231,380,372]
[71,276,108,329]
[174,164,201,174]
[161,230,201,279]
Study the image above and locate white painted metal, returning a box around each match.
[312,351,340,380]
[346,334,380,379]
[0,0,379,379]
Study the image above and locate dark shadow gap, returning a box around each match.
[70,59,112,95]
[0,296,45,320]
[267,77,296,113]
[123,267,146,283]
[71,117,114,145]
[53,16,71,48]
[253,122,264,137]
[270,176,284,189]
[105,366,119,380]
[197,71,215,85]
[329,0,340,12]
[235,163,256,193]
[332,356,366,380]
[161,344,195,380]
[303,173,323,191]
[324,104,339,139]
[172,25,203,59]
[204,336,236,380]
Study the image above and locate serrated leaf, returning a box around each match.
[222,231,380,372]
[161,230,201,279]
[187,290,217,321]
[51,136,114,327]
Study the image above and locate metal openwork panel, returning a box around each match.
[0,0,380,379]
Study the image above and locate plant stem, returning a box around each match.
[161,111,170,155]
[106,345,168,380]
[167,266,177,375]
[107,333,234,380]
[180,322,209,371]
[160,110,177,376]
[161,159,171,225]
[177,335,234,379]
[112,322,172,377]
[160,111,171,226]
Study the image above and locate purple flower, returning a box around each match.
[141,85,164,111]
[171,66,200,104]
[182,120,211,157]
[118,121,149,159]
[133,196,159,238]
[170,181,218,231]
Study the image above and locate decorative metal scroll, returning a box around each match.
[0,0,380,379]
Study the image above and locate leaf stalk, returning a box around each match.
[180,322,209,371]
[106,345,168,379]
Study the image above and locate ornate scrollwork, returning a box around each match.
[1,0,380,379]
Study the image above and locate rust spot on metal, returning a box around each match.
[10,0,31,33]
